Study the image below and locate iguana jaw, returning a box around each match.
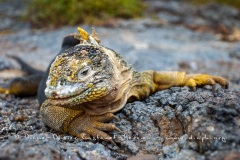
[44,84,111,107]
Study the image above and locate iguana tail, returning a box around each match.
[0,74,43,96]
[8,55,45,75]
[0,56,44,96]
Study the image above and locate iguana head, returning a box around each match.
[44,28,115,105]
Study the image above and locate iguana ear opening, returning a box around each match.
[74,27,101,46]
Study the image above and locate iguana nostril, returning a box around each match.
[60,79,65,85]
[51,91,58,97]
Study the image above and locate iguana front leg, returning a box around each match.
[180,73,229,91]
[40,100,121,143]
[128,71,229,101]
[152,71,229,91]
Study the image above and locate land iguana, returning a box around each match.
[0,27,229,144]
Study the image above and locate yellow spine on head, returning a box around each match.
[77,27,89,41]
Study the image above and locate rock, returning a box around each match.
[117,18,165,31]
[162,142,180,158]
[208,150,240,160]
[229,43,240,60]
[173,149,205,160]
[0,88,239,159]
[124,141,139,154]
[0,56,12,71]
[146,0,240,37]
[0,0,30,31]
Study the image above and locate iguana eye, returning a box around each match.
[78,66,91,79]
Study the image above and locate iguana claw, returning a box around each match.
[184,74,229,92]
[68,112,121,144]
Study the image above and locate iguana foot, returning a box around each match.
[184,74,229,91]
[68,113,122,144]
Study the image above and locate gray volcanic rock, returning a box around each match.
[0,88,239,159]
[0,0,30,31]
[229,43,240,60]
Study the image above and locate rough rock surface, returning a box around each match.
[0,88,239,159]
[0,0,30,31]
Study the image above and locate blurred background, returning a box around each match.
[1,0,240,33]
[0,0,240,88]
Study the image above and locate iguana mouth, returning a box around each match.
[48,87,89,100]
[46,86,109,106]
[45,83,85,99]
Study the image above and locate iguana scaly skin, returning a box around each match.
[0,27,229,144]
[40,27,229,143]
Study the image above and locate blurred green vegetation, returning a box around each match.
[25,0,145,27]
[187,0,240,8]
